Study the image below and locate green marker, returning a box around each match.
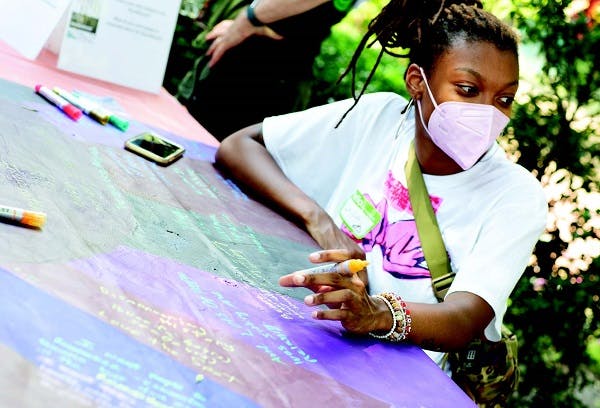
[108,114,129,131]
[71,90,130,132]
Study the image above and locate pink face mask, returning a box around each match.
[416,67,510,170]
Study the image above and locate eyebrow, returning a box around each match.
[456,67,519,87]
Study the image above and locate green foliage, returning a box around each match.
[309,0,408,106]
[505,0,600,406]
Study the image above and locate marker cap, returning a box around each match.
[89,110,109,125]
[63,104,83,121]
[346,259,369,273]
[109,115,129,131]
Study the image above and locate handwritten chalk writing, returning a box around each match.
[175,273,316,365]
[198,296,219,310]
[213,171,249,201]
[208,214,228,239]
[97,285,238,384]
[186,344,232,366]
[58,363,95,384]
[173,167,217,199]
[255,345,283,363]
[255,289,307,320]
[197,173,225,200]
[178,273,318,366]
[211,241,266,285]
[179,271,202,294]
[41,337,104,366]
[240,319,268,338]
[39,365,101,406]
[89,146,127,210]
[150,163,172,188]
[196,364,236,384]
[106,148,145,178]
[36,336,207,407]
[264,325,317,364]
[104,352,141,370]
[212,290,236,309]
[214,311,243,329]
[242,225,269,255]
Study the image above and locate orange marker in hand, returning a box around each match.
[294,259,369,275]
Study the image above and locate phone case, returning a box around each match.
[124,132,185,165]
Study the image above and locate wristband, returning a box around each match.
[246,1,265,27]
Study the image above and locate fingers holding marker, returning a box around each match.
[308,249,362,264]
[304,287,353,307]
[278,259,369,287]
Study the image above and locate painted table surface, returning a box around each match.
[0,78,476,407]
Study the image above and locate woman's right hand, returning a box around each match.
[305,208,365,260]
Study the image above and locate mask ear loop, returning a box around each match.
[416,67,439,139]
[418,67,439,109]
[389,99,415,173]
[394,98,414,140]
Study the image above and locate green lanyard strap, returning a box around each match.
[404,141,455,302]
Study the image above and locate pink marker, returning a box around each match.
[35,84,82,121]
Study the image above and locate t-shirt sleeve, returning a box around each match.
[447,174,548,341]
[263,92,406,208]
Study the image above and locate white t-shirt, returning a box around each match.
[263,92,548,367]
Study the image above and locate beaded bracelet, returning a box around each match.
[368,292,412,342]
[368,294,397,340]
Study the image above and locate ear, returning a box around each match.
[405,63,424,101]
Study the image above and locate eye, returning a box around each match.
[497,95,515,108]
[457,84,478,97]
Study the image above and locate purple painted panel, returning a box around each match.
[61,246,475,407]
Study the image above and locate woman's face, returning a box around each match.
[418,39,520,122]
[406,39,519,173]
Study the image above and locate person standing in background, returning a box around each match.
[164,0,355,140]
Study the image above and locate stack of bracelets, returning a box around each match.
[368,292,412,342]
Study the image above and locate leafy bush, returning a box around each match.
[505,1,599,406]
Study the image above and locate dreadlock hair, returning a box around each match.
[335,0,519,126]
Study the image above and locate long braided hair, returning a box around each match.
[335,0,520,125]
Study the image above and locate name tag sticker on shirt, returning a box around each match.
[339,190,382,239]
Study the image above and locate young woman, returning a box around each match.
[215,0,547,377]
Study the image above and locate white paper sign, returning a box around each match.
[57,0,180,93]
[0,0,72,59]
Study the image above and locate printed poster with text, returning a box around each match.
[57,0,180,93]
[0,0,72,60]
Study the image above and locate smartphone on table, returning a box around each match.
[124,132,185,166]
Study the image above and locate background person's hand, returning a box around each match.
[206,15,283,67]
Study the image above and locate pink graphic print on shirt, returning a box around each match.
[343,171,443,280]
